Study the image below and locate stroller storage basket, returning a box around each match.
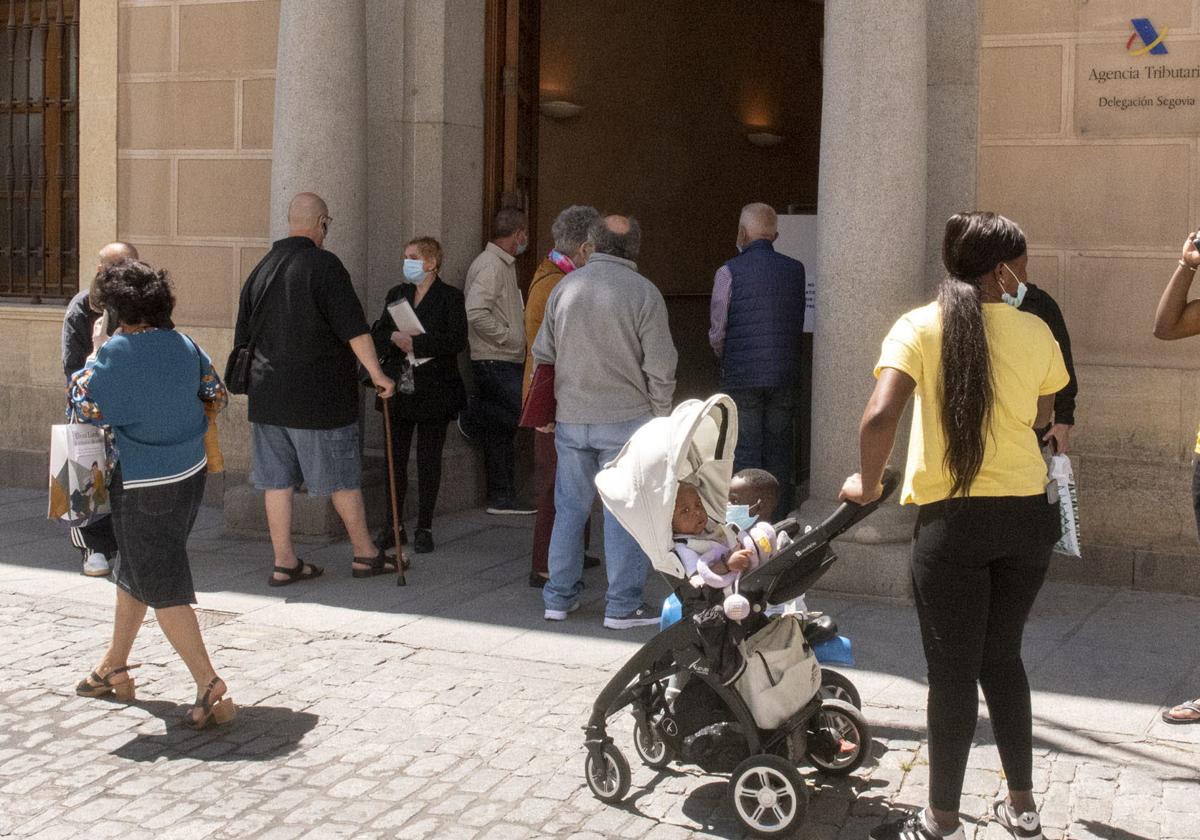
[735,614,821,729]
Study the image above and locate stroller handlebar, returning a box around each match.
[815,467,902,542]
[735,468,902,596]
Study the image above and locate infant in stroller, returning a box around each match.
[585,395,897,837]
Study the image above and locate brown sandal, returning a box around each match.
[184,677,236,730]
[75,664,140,701]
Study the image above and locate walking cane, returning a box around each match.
[380,394,407,586]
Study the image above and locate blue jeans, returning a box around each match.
[464,360,523,504]
[727,386,797,520]
[544,416,651,617]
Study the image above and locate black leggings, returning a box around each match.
[384,415,449,531]
[912,494,1059,813]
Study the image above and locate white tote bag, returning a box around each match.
[48,424,110,527]
[1048,454,1081,558]
[734,614,821,729]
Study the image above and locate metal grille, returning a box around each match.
[0,0,79,302]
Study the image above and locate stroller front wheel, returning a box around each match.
[729,753,808,837]
[805,698,871,776]
[633,718,673,769]
[584,742,631,803]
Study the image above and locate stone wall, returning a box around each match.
[978,1,1200,593]
[117,0,280,476]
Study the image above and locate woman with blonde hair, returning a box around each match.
[371,237,468,555]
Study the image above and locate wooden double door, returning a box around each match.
[483,0,540,286]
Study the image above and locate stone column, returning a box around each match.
[226,1,371,538]
[270,0,369,295]
[801,0,929,597]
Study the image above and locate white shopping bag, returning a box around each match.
[1048,454,1080,557]
[48,424,110,527]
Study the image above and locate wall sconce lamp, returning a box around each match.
[540,100,584,121]
[746,131,785,148]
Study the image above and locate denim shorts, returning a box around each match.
[251,422,362,496]
[110,468,205,609]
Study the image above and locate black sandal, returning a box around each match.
[184,676,236,730]
[75,664,140,700]
[268,560,324,587]
[351,549,404,578]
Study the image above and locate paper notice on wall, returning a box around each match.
[775,214,818,333]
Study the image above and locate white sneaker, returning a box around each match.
[544,602,580,621]
[82,552,111,577]
[992,798,1043,840]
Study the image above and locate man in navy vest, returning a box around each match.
[708,203,806,520]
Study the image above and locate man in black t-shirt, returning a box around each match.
[61,241,139,577]
[234,192,397,585]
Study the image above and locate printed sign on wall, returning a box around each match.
[1076,17,1200,136]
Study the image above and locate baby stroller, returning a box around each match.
[586,395,898,837]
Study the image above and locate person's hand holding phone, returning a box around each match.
[1184,229,1200,269]
[91,311,110,353]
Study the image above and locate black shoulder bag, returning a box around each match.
[224,258,285,395]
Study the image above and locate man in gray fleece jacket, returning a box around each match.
[532,214,677,629]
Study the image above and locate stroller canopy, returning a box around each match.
[596,395,738,580]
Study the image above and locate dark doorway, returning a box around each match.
[483,0,824,487]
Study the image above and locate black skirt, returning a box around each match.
[109,468,206,609]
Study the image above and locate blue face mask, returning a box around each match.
[402,258,426,283]
[1000,264,1027,308]
[725,503,758,531]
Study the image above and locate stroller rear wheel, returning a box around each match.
[584,742,631,803]
[633,718,673,769]
[805,698,871,776]
[728,753,808,837]
[819,668,862,709]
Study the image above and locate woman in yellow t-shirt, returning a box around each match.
[841,213,1069,840]
[1152,227,1200,726]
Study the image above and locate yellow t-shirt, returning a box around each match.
[875,302,1070,506]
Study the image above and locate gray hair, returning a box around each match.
[492,207,527,239]
[588,215,642,261]
[739,202,777,240]
[551,205,600,255]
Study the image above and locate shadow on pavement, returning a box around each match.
[4,486,1200,713]
[1075,821,1155,840]
[108,699,317,763]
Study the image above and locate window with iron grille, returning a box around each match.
[0,0,78,303]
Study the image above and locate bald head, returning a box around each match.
[588,214,642,261]
[738,203,778,247]
[97,242,138,270]
[287,192,330,246]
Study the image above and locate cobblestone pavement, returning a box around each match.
[2,589,1198,840]
[2,486,1200,839]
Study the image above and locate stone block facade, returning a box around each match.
[978,1,1200,572]
[116,0,278,382]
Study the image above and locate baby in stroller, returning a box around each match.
[585,395,897,837]
[672,482,756,583]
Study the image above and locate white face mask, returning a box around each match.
[1001,264,1027,308]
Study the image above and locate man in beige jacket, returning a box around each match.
[459,208,535,515]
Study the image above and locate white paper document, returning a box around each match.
[387,299,432,367]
